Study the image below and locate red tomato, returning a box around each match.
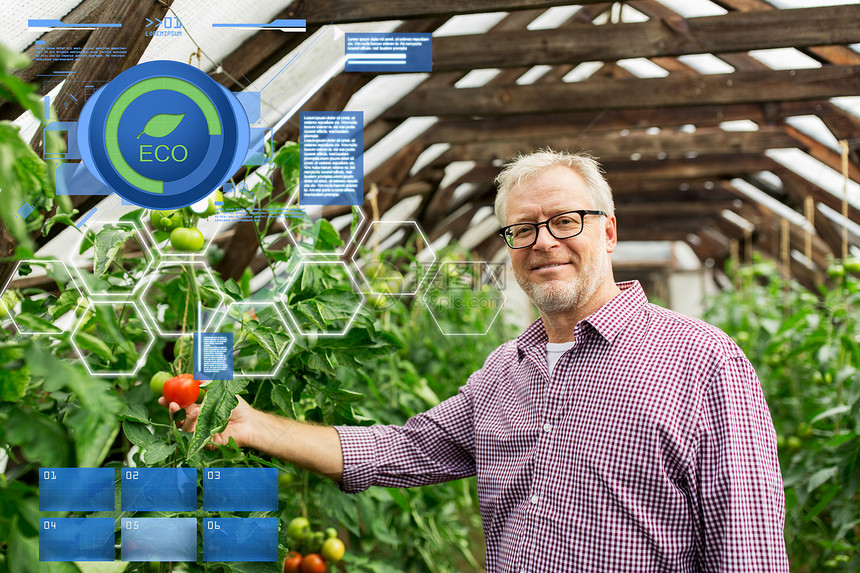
[284,551,303,573]
[300,554,326,573]
[162,374,200,408]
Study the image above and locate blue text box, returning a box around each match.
[300,111,363,206]
[194,332,234,381]
[121,518,197,562]
[202,468,277,511]
[202,518,278,562]
[345,33,432,72]
[39,468,114,512]
[121,467,197,511]
[39,518,114,561]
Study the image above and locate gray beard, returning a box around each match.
[513,250,610,315]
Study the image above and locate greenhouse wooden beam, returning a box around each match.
[423,101,832,145]
[289,0,606,23]
[387,65,860,118]
[604,155,775,183]
[716,51,860,171]
[616,201,739,217]
[438,126,798,163]
[714,0,860,66]
[783,125,860,184]
[432,5,860,72]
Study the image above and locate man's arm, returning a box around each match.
[689,356,789,572]
[161,396,345,482]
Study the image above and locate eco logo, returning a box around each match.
[77,61,249,210]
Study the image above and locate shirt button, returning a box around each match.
[543,423,552,432]
[530,495,539,504]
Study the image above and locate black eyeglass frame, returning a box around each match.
[498,209,607,249]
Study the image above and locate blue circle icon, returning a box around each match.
[77,61,250,210]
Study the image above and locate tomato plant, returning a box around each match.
[705,256,860,571]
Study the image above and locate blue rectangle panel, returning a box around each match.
[121,467,197,511]
[39,468,114,512]
[40,518,114,561]
[202,518,278,562]
[202,468,277,511]
[345,33,432,72]
[121,518,197,562]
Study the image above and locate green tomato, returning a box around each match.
[845,258,860,274]
[787,436,802,452]
[287,517,310,540]
[827,264,845,278]
[188,189,223,218]
[325,527,337,539]
[149,371,172,396]
[169,227,205,251]
[321,537,345,562]
[150,209,183,232]
[0,290,18,318]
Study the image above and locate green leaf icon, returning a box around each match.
[136,112,185,139]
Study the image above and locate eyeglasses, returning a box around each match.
[498,210,606,249]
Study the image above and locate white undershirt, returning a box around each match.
[546,341,576,376]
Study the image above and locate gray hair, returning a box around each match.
[494,148,615,226]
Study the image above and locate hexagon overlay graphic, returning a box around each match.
[71,219,154,299]
[277,186,366,256]
[279,260,364,337]
[422,261,506,336]
[354,220,436,297]
[210,302,295,378]
[137,259,227,337]
[70,300,154,377]
[0,259,84,335]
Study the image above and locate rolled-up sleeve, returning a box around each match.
[689,355,789,572]
[335,377,477,494]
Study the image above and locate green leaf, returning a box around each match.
[0,366,29,402]
[123,422,157,448]
[118,403,150,425]
[5,409,71,467]
[270,384,296,418]
[73,331,115,361]
[142,442,175,465]
[91,226,134,278]
[251,325,292,365]
[807,466,839,494]
[275,141,300,192]
[74,562,128,573]
[137,112,185,139]
[188,379,248,457]
[65,407,120,468]
[42,210,80,236]
[811,405,850,424]
[8,515,74,573]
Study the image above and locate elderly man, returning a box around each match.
[165,149,788,572]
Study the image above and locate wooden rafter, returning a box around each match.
[387,65,860,118]
[431,5,860,72]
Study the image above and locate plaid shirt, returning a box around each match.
[336,281,788,572]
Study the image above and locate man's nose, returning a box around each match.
[531,223,560,250]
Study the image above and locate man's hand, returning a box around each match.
[157,393,345,482]
[158,394,257,449]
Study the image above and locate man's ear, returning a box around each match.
[604,215,618,253]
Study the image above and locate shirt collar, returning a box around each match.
[516,281,648,355]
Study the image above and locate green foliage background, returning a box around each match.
[704,259,860,571]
